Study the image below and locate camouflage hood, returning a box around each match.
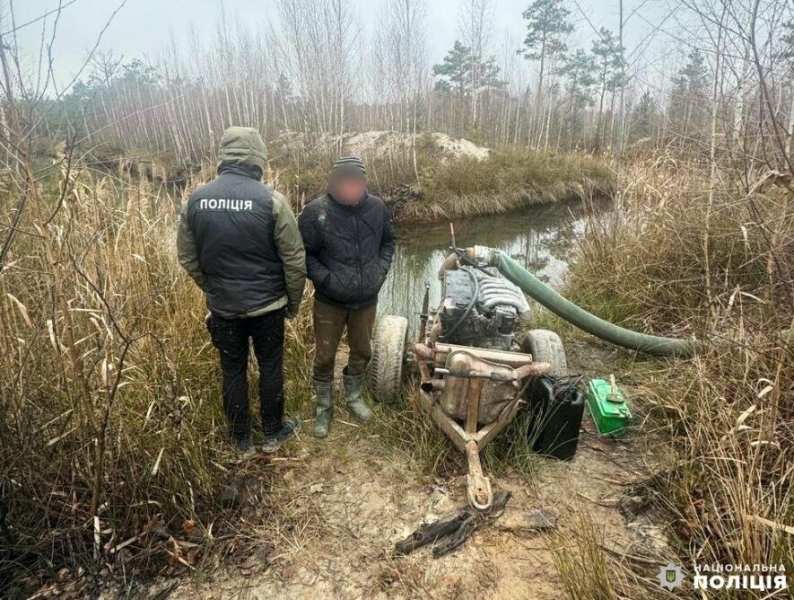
[217,126,268,179]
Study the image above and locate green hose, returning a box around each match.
[485,249,696,357]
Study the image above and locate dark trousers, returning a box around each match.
[207,309,285,437]
[312,299,377,382]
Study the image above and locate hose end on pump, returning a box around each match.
[465,245,499,266]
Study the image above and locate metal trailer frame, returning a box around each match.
[412,275,551,510]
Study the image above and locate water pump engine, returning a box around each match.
[438,266,531,351]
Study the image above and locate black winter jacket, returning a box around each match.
[298,193,395,309]
[179,168,306,318]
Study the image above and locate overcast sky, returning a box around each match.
[11,0,670,91]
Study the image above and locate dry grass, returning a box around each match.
[565,156,794,588]
[421,147,615,220]
[267,139,615,224]
[371,387,458,477]
[0,166,313,596]
[548,508,676,600]
[550,511,621,600]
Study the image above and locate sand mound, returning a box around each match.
[274,130,490,162]
[342,131,490,161]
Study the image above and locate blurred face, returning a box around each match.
[332,176,366,205]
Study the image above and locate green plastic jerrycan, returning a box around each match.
[587,376,631,436]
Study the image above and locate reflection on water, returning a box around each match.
[379,199,609,331]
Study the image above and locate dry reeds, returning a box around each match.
[566,157,794,583]
[0,166,310,594]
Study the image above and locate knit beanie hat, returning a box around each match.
[330,155,366,180]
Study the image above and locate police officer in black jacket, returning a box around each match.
[178,127,306,456]
[298,156,395,437]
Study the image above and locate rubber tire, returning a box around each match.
[520,329,568,376]
[368,315,408,404]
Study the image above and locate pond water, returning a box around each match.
[379,199,609,333]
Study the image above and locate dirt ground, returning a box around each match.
[152,340,678,600]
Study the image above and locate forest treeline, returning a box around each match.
[19,0,790,172]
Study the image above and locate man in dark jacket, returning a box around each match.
[177,126,306,456]
[298,156,395,437]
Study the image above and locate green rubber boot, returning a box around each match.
[313,378,334,438]
[343,368,372,422]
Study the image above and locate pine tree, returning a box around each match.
[629,90,656,143]
[668,49,709,141]
[559,49,596,144]
[434,41,505,94]
[519,0,574,144]
[434,41,473,96]
[118,59,161,87]
[591,27,625,149]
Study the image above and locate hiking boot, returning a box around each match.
[343,368,372,423]
[312,378,334,438]
[232,432,255,459]
[262,416,300,454]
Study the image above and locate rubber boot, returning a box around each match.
[343,368,372,422]
[313,378,334,438]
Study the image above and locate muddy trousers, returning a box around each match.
[312,299,377,382]
[207,309,285,439]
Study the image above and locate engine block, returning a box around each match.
[438,267,529,351]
